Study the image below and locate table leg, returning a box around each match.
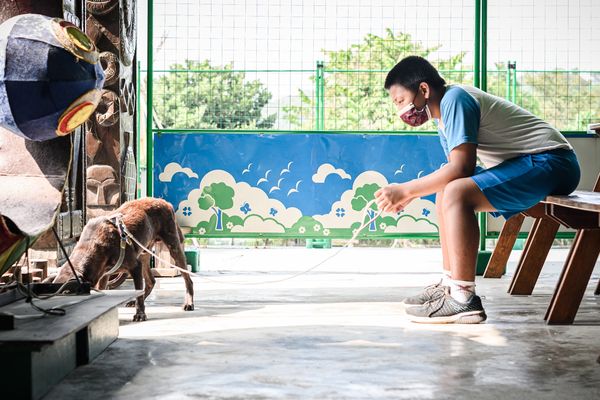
[545,229,600,324]
[508,217,559,295]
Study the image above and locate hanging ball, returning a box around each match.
[0,14,105,141]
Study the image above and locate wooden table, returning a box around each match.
[484,189,600,324]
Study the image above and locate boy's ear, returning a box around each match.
[419,82,431,99]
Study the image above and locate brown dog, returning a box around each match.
[51,198,194,321]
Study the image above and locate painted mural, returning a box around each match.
[154,133,447,238]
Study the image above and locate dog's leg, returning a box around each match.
[180,268,194,311]
[131,264,147,322]
[161,226,194,311]
[141,256,156,300]
[126,254,154,307]
[171,245,194,311]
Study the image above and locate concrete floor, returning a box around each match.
[45,247,600,399]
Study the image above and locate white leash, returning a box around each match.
[120,200,383,286]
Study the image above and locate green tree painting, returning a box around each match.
[351,183,381,232]
[197,182,235,231]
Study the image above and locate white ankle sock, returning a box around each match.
[449,279,476,303]
[441,271,451,286]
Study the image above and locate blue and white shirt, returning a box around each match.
[436,85,572,168]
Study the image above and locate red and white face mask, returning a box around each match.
[399,88,431,127]
[398,95,432,127]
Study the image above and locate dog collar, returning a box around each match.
[104,214,132,246]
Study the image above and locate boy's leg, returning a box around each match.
[406,178,494,323]
[402,191,451,306]
[442,178,496,282]
[436,190,451,276]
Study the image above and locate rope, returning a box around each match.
[120,200,383,286]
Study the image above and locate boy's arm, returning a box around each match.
[375,143,477,212]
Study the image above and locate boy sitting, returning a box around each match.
[375,56,580,324]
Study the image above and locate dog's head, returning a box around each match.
[49,216,110,285]
[51,262,79,283]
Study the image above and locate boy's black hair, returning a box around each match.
[384,56,446,92]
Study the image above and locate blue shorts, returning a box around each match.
[471,148,581,219]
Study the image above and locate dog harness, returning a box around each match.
[103,214,132,278]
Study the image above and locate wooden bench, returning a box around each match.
[484,174,600,324]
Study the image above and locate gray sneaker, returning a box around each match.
[405,287,487,324]
[402,280,447,306]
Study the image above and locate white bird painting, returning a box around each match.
[242,163,253,175]
[269,178,285,194]
[417,170,425,178]
[287,179,302,196]
[280,161,293,176]
[394,164,406,175]
[257,169,271,185]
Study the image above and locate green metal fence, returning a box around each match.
[146,0,600,134]
[146,0,600,135]
[148,66,600,133]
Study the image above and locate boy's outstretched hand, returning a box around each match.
[375,184,414,213]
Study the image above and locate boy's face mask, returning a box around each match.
[397,91,431,127]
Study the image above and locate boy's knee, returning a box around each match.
[442,180,473,211]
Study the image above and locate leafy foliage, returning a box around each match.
[284,29,468,131]
[154,60,276,129]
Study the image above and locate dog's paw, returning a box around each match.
[133,312,147,322]
[183,303,194,311]
[125,300,136,308]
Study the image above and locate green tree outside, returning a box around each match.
[284,29,468,131]
[152,33,598,132]
[282,29,598,131]
[154,60,276,129]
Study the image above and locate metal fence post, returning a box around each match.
[146,0,154,197]
[511,61,517,104]
[474,0,492,273]
[315,61,325,130]
[474,0,481,88]
[505,61,512,100]
[308,61,331,248]
[136,60,141,199]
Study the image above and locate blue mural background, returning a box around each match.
[153,132,448,237]
[155,133,445,210]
